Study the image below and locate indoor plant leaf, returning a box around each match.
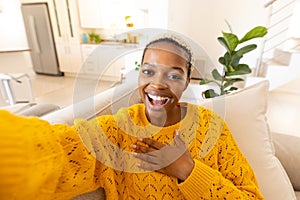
[226,65,235,72]
[200,79,212,85]
[230,44,257,67]
[218,37,231,53]
[230,52,242,67]
[202,89,219,98]
[219,52,232,69]
[224,86,239,94]
[218,56,226,66]
[222,32,239,52]
[201,24,267,98]
[239,26,268,43]
[200,79,221,87]
[226,64,252,76]
[234,44,257,57]
[223,78,244,88]
[218,52,231,67]
[212,69,223,81]
[228,86,239,91]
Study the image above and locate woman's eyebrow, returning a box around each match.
[142,63,185,73]
[142,62,156,67]
[171,66,185,74]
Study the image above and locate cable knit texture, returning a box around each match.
[0,103,264,199]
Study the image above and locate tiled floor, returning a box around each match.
[0,70,117,108]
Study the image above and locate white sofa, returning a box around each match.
[4,77,299,200]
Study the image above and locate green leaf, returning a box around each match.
[200,79,212,85]
[218,37,230,53]
[223,78,244,88]
[230,44,257,67]
[224,87,239,94]
[228,87,239,91]
[202,89,219,98]
[234,44,257,57]
[226,64,252,76]
[228,65,235,72]
[212,69,223,81]
[230,53,242,67]
[224,52,230,66]
[218,57,226,66]
[239,26,268,43]
[200,79,222,87]
[219,53,231,68]
[222,32,239,52]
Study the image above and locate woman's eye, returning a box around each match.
[142,69,154,76]
[168,74,182,80]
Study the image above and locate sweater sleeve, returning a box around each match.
[177,110,265,199]
[0,110,100,200]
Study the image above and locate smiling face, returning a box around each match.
[138,41,190,126]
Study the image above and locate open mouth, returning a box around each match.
[147,93,171,106]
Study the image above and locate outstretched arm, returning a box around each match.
[0,110,99,199]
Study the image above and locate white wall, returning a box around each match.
[0,0,28,51]
[0,0,32,73]
[0,0,269,74]
[168,0,269,71]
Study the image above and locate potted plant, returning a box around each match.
[88,32,102,44]
[200,25,268,98]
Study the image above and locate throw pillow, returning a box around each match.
[189,80,296,200]
[272,132,300,191]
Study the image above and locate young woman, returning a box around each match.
[0,35,264,199]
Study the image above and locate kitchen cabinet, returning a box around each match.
[56,40,82,73]
[77,0,148,29]
[77,0,105,28]
[81,44,125,81]
[80,44,140,81]
[53,0,82,73]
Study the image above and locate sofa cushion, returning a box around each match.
[188,80,296,200]
[272,132,300,191]
[90,79,296,199]
[43,74,296,199]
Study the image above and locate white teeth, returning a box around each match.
[148,94,169,101]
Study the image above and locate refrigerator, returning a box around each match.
[21,3,63,76]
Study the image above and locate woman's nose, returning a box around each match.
[150,75,167,89]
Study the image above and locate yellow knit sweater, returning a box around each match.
[0,104,264,199]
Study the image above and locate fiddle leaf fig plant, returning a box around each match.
[200,25,268,98]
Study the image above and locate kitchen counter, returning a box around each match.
[79,43,143,81]
[81,41,139,47]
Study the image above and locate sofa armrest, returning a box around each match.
[272,132,300,191]
[1,103,60,117]
[18,104,60,117]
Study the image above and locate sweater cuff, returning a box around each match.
[0,111,64,198]
[178,159,219,199]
